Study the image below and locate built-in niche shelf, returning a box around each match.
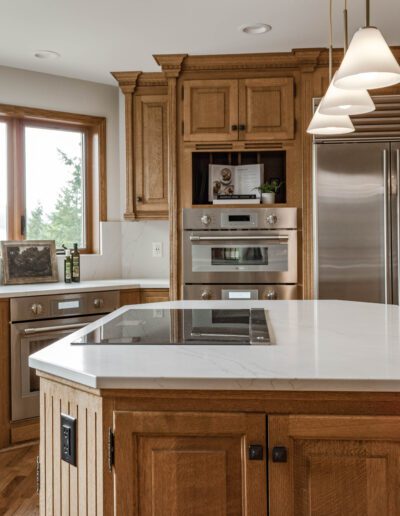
[192,151,286,205]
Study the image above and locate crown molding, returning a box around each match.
[110,71,142,93]
[153,54,187,77]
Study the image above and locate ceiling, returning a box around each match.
[1,0,399,86]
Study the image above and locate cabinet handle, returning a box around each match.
[272,446,288,463]
[136,196,142,203]
[239,124,246,131]
[231,124,238,131]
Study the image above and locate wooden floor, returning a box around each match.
[0,443,39,515]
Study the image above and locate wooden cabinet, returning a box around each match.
[183,77,294,142]
[140,288,169,303]
[183,79,239,142]
[133,95,169,219]
[113,411,267,516]
[269,415,400,515]
[0,298,10,449]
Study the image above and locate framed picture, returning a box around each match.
[1,240,59,285]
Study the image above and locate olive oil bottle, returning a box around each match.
[64,249,72,283]
[71,243,80,283]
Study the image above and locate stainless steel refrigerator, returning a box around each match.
[314,139,400,304]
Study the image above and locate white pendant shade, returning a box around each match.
[307,104,355,135]
[319,74,375,115]
[334,27,400,90]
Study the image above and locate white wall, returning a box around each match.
[0,65,170,281]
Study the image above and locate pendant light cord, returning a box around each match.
[343,0,348,52]
[329,0,333,82]
[366,0,370,27]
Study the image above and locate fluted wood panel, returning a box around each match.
[40,377,103,515]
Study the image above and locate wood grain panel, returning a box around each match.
[269,415,400,516]
[114,411,267,516]
[239,77,294,140]
[134,95,169,218]
[40,377,103,515]
[183,79,239,142]
[10,418,40,445]
[140,288,169,304]
[119,289,141,306]
[0,299,10,449]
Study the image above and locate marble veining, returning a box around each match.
[29,300,400,392]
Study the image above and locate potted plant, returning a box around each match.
[255,179,283,204]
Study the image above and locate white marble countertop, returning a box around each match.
[29,299,400,392]
[0,278,169,298]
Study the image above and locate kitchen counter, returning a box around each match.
[30,299,400,392]
[0,278,169,298]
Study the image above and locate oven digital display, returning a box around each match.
[228,291,252,299]
[58,300,80,310]
[228,215,250,222]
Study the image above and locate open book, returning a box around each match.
[209,164,263,203]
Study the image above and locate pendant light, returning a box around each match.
[334,0,400,90]
[307,0,354,135]
[319,1,375,115]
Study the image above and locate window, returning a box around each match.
[0,105,106,252]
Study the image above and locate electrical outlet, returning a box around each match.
[61,414,77,466]
[152,242,162,258]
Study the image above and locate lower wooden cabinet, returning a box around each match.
[269,415,400,516]
[113,411,267,516]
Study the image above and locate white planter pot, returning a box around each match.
[261,192,275,204]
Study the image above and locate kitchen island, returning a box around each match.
[30,300,400,515]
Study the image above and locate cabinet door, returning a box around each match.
[114,411,267,515]
[239,78,294,140]
[183,80,239,142]
[134,95,168,218]
[269,415,400,516]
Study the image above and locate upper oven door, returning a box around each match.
[184,230,297,284]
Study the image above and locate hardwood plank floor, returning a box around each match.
[0,443,39,515]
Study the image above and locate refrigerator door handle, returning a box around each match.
[396,148,400,304]
[383,149,391,304]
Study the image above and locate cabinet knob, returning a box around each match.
[231,124,238,131]
[136,196,142,203]
[93,298,104,309]
[201,290,212,300]
[239,124,246,131]
[31,303,43,316]
[272,446,288,463]
[248,444,264,461]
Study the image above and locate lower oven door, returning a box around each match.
[184,230,297,284]
[11,314,101,421]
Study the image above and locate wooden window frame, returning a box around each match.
[0,103,107,254]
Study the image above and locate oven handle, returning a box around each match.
[189,235,289,242]
[23,322,89,335]
[190,332,247,339]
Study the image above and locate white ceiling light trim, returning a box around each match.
[334,0,400,90]
[34,50,60,60]
[239,23,272,35]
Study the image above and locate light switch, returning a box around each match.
[152,242,162,258]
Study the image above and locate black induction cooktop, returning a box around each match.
[71,308,272,346]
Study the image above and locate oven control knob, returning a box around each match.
[93,298,104,309]
[264,290,278,300]
[266,214,278,225]
[201,290,212,300]
[31,303,43,316]
[200,215,211,226]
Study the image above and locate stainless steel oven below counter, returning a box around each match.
[11,290,120,421]
[184,284,298,301]
[183,207,298,286]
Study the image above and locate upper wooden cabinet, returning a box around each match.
[269,415,400,516]
[183,77,294,142]
[133,95,168,219]
[183,79,239,142]
[113,410,267,515]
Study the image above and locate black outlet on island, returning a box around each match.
[61,413,77,466]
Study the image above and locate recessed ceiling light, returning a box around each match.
[240,23,272,35]
[34,50,60,60]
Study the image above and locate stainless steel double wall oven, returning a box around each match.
[183,207,298,300]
